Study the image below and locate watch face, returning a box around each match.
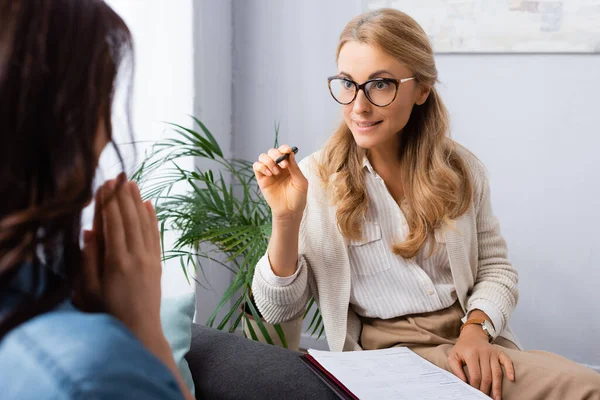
[482,321,496,337]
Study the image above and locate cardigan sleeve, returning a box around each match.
[251,158,318,324]
[252,252,311,324]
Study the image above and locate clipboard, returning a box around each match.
[300,354,359,400]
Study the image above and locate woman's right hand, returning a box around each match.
[81,175,164,344]
[253,144,308,222]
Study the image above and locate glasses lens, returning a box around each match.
[329,78,356,104]
[365,80,397,106]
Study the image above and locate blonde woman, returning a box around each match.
[252,8,600,400]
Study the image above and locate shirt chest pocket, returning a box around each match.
[347,222,392,276]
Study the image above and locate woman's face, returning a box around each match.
[336,41,430,153]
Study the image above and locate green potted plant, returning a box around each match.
[132,117,324,350]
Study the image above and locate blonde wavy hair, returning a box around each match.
[317,8,472,258]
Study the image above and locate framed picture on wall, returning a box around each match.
[363,0,600,53]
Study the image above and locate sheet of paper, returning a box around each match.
[308,347,490,400]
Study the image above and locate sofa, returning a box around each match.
[185,323,338,400]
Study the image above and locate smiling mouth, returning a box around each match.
[355,121,383,128]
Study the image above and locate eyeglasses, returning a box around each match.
[327,76,415,107]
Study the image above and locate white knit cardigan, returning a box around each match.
[252,149,520,352]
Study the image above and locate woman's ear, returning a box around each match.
[415,84,431,105]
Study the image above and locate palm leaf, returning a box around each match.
[132,116,325,346]
[245,292,275,345]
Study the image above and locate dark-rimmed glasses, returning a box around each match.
[327,76,415,107]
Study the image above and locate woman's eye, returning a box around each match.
[375,81,389,90]
[343,80,354,89]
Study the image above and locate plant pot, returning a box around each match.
[242,312,303,351]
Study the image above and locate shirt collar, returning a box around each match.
[362,155,375,174]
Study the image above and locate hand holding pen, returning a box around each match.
[252,144,308,220]
[275,146,298,164]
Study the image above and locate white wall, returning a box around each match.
[231,1,600,368]
[438,54,600,370]
[192,0,235,325]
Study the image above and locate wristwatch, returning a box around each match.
[461,318,496,342]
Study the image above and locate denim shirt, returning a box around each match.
[0,263,184,400]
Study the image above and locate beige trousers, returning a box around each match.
[360,302,600,400]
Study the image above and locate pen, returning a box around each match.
[275,146,298,164]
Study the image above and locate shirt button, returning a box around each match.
[427,289,435,295]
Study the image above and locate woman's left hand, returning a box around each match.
[448,326,515,400]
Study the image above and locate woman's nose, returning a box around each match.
[352,89,371,114]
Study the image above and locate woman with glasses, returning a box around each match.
[252,8,600,400]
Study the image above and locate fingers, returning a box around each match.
[252,145,308,193]
[491,353,504,400]
[499,351,515,382]
[275,145,303,178]
[275,145,292,168]
[144,201,161,260]
[130,181,152,249]
[253,161,272,177]
[465,355,482,390]
[448,355,468,383]
[262,150,281,175]
[285,151,304,181]
[97,174,160,257]
[102,179,126,260]
[115,177,145,252]
[479,353,493,395]
[253,147,289,178]
[277,144,293,153]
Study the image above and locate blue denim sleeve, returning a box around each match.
[0,306,185,400]
[74,366,183,400]
[70,327,185,400]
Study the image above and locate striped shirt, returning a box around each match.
[261,157,457,320]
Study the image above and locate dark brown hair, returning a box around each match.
[0,0,133,336]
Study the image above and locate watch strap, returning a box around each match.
[460,318,493,342]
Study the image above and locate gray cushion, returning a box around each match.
[185,324,338,400]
